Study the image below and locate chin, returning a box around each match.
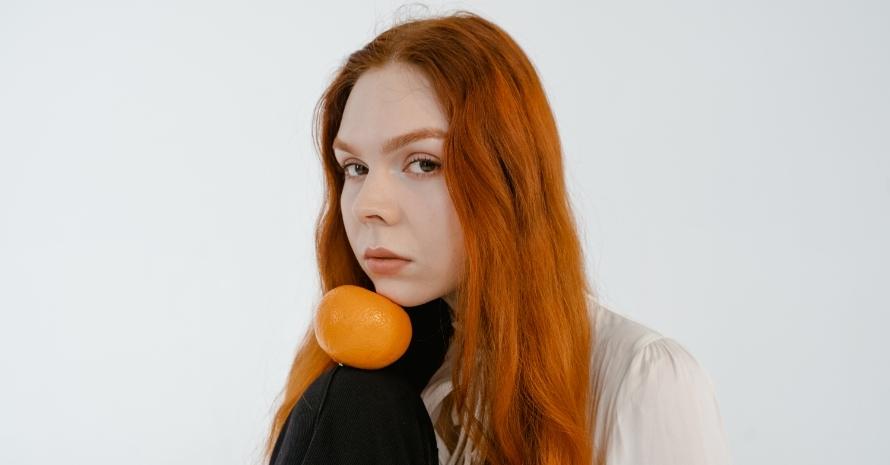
[371,282,437,308]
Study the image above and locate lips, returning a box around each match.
[363,246,410,261]
[365,256,411,275]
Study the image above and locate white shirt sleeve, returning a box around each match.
[605,337,733,465]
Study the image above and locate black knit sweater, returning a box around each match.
[268,296,454,465]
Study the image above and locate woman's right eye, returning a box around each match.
[342,163,367,177]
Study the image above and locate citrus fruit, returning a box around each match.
[314,284,413,370]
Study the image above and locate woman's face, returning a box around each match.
[334,62,465,310]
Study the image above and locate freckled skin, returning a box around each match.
[335,62,465,311]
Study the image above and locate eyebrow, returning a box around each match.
[332,127,446,157]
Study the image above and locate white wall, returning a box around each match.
[1,1,887,464]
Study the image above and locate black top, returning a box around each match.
[268,296,454,465]
[380,296,455,392]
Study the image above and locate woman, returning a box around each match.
[263,10,731,465]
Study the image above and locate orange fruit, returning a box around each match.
[314,285,413,370]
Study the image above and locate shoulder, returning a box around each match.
[586,293,666,359]
[584,292,717,402]
[584,293,732,464]
[585,293,673,388]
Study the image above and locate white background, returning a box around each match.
[1,1,887,464]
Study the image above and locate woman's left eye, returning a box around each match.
[406,156,441,176]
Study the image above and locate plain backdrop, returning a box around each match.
[1,1,887,464]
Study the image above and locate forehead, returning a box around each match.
[336,63,447,145]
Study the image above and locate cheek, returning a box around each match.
[340,190,357,238]
[445,210,465,271]
[416,193,463,266]
[340,186,353,210]
[340,184,359,216]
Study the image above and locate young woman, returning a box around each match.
[263,10,731,465]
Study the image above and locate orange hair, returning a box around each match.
[262,9,603,465]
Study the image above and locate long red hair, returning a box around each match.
[262,10,603,465]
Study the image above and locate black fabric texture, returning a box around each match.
[268,296,454,465]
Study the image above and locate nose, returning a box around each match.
[351,166,400,225]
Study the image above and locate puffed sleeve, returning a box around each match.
[605,337,732,465]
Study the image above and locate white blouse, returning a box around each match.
[420,293,733,465]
